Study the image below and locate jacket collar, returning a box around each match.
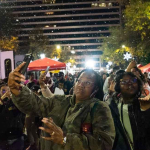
[70,94,99,108]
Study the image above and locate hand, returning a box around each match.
[139,95,150,110]
[8,63,26,95]
[39,73,46,88]
[126,60,137,72]
[109,80,115,92]
[139,95,150,101]
[39,118,64,145]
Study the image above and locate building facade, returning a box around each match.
[1,0,121,71]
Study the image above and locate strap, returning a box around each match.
[90,102,99,120]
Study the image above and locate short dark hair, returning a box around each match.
[114,72,142,98]
[115,70,125,76]
[77,69,104,100]
[113,66,120,72]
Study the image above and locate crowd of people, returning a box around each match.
[0,60,150,150]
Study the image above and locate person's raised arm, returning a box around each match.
[8,62,26,96]
[8,63,54,117]
[39,73,54,98]
[126,60,136,72]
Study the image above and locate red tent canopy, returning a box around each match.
[137,64,143,68]
[28,57,66,71]
[140,63,150,73]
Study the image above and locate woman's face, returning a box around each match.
[74,71,96,101]
[120,75,139,98]
[131,68,140,78]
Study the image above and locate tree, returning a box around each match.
[27,28,54,59]
[102,0,150,66]
[0,36,18,51]
[0,8,18,51]
[27,28,75,64]
[50,46,75,65]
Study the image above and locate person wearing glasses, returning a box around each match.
[108,72,150,150]
[8,63,115,150]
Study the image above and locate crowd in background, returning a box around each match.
[0,60,150,150]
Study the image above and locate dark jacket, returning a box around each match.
[0,98,25,140]
[109,93,150,150]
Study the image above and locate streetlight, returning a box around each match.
[71,50,75,54]
[108,61,113,66]
[122,45,126,48]
[56,45,61,49]
[73,65,76,69]
[85,60,95,69]
[40,54,45,59]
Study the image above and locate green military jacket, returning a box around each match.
[12,86,115,150]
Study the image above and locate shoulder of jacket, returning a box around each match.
[90,99,109,110]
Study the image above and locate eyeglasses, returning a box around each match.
[120,78,137,85]
[76,79,94,87]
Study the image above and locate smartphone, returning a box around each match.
[19,54,33,75]
[45,66,50,75]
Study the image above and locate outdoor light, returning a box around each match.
[56,45,60,49]
[85,60,95,68]
[106,64,109,69]
[108,61,113,66]
[71,50,75,54]
[40,54,45,59]
[100,68,104,71]
[67,62,71,67]
[124,52,132,61]
[52,56,59,61]
[73,65,76,69]
[122,45,126,48]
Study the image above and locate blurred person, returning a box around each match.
[25,72,38,89]
[101,73,107,86]
[130,67,150,96]
[144,72,150,86]
[64,77,72,95]
[108,72,150,150]
[103,70,125,103]
[103,66,120,94]
[8,63,115,150]
[54,82,65,95]
[43,72,55,93]
[0,80,25,150]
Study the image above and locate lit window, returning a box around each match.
[108,3,112,6]
[101,3,106,7]
[91,3,95,7]
[45,12,54,15]
[95,3,98,6]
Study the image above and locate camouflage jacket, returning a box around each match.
[12,86,115,150]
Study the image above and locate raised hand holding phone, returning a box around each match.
[19,54,33,75]
[39,66,50,88]
[8,63,26,96]
[44,66,50,75]
[8,54,33,96]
